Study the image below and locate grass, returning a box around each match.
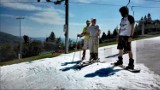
[0,34,160,66]
[0,53,61,66]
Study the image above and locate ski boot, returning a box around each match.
[93,53,99,62]
[125,58,134,70]
[113,56,123,66]
[89,53,94,63]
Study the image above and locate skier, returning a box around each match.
[113,6,135,69]
[87,18,101,63]
[77,20,90,60]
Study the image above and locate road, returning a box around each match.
[136,36,160,75]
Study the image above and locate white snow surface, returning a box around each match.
[1,37,160,89]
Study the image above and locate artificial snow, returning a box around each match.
[1,37,160,89]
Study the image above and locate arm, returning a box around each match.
[128,23,134,42]
[77,33,83,37]
[98,29,101,36]
[116,29,120,42]
[77,27,86,37]
[130,23,135,37]
[128,15,135,42]
[96,25,101,36]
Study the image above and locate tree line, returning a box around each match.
[0,32,63,62]
[0,31,82,62]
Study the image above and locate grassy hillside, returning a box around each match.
[0,31,20,44]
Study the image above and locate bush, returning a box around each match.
[0,44,17,62]
[22,40,43,57]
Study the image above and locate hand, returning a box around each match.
[77,34,83,37]
[96,32,99,36]
[77,34,80,37]
[128,37,132,42]
[96,30,101,36]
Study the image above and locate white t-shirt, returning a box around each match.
[119,15,135,36]
[87,25,100,37]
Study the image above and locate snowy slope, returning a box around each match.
[1,37,160,89]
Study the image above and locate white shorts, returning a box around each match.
[83,39,90,49]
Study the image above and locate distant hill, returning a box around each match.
[31,37,46,42]
[0,31,20,44]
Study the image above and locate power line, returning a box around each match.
[69,2,160,8]
[0,1,47,3]
[69,2,121,7]
[144,0,160,2]
[131,5,160,8]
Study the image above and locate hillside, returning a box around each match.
[0,31,20,44]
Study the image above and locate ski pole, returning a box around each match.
[97,31,101,65]
[72,36,79,61]
[79,38,82,60]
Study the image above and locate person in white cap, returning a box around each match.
[87,18,101,63]
[77,20,90,60]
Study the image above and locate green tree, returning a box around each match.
[29,40,43,56]
[0,44,17,61]
[49,32,56,42]
[101,32,107,40]
[147,13,152,21]
[56,37,62,49]
[69,39,73,50]
[44,32,56,51]
[45,37,49,42]
[107,30,111,39]
[112,29,118,38]
[23,35,30,43]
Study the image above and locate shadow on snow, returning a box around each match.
[84,67,122,78]
[60,64,80,71]
[105,52,128,58]
[61,60,81,66]
[60,60,83,71]
[60,60,122,77]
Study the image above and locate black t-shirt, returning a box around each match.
[127,15,135,24]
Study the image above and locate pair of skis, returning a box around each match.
[75,58,106,70]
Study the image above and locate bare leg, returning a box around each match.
[119,49,123,56]
[128,51,133,59]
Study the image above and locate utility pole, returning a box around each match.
[38,0,69,54]
[65,0,69,54]
[54,0,69,54]
[16,17,24,59]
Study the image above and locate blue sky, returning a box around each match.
[0,0,160,39]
